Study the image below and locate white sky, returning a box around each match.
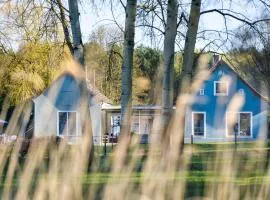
[1,0,268,52]
[78,0,269,53]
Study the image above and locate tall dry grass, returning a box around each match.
[0,58,269,200]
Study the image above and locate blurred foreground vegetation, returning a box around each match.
[0,141,270,199]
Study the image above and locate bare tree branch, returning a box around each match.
[201,9,270,26]
[110,0,124,33]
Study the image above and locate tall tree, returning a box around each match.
[67,0,93,169]
[68,0,84,65]
[180,0,201,92]
[120,0,137,135]
[175,0,202,152]
[0,42,66,105]
[161,0,178,126]
[55,0,73,54]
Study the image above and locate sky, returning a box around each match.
[77,0,268,53]
[0,0,268,52]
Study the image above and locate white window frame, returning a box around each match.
[214,81,229,96]
[57,110,79,137]
[192,112,206,137]
[199,89,204,95]
[225,111,253,138]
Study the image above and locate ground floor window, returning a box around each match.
[226,112,252,137]
[109,112,154,135]
[192,112,206,136]
[111,114,121,136]
[58,111,77,137]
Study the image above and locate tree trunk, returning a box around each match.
[161,0,178,129]
[68,0,84,65]
[180,0,201,92]
[178,0,201,152]
[68,0,93,168]
[120,0,137,135]
[55,0,73,54]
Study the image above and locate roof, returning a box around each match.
[86,79,112,104]
[210,59,270,103]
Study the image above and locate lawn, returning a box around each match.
[81,142,270,198]
[1,142,270,199]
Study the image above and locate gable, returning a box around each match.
[192,62,269,113]
[53,75,80,109]
[33,73,81,110]
[209,61,269,103]
[33,71,112,107]
[187,60,269,141]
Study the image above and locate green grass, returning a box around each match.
[88,142,270,198]
[81,172,270,185]
[2,142,270,198]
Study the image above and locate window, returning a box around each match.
[111,114,121,136]
[218,70,224,76]
[239,89,245,95]
[226,112,252,137]
[214,81,228,96]
[192,112,206,136]
[58,111,77,137]
[199,89,204,95]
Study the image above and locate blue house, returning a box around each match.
[32,59,269,144]
[33,69,112,145]
[184,59,269,143]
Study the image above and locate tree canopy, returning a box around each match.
[0,42,69,104]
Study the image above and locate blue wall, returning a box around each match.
[185,62,268,143]
[43,74,80,111]
[33,73,103,145]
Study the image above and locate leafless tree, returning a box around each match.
[120,0,138,135]
[68,0,84,65]
[161,0,178,127]
[180,0,201,93]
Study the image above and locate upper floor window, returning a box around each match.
[214,81,228,96]
[199,89,204,95]
[239,89,245,95]
[218,70,225,76]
